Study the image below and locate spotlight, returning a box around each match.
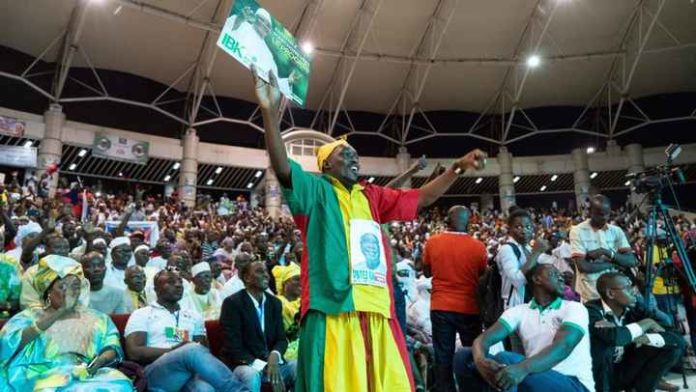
[540,185,547,192]
[78,149,87,157]
[550,174,558,182]
[246,182,254,189]
[526,55,541,68]
[215,167,223,175]
[590,172,598,179]
[301,41,314,55]
[586,146,596,154]
[206,179,214,186]
[475,177,483,184]
[513,176,520,183]
[164,175,171,182]
[172,162,180,170]
[254,170,263,178]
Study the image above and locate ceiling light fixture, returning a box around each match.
[475,177,483,184]
[586,146,596,154]
[172,162,180,170]
[550,174,558,182]
[164,175,171,182]
[526,55,541,68]
[78,149,87,157]
[206,179,214,186]
[540,185,547,191]
[254,170,263,178]
[23,140,33,147]
[513,176,520,183]
[590,172,598,179]
[301,41,314,54]
[69,163,77,170]
[246,182,254,189]
[215,167,223,174]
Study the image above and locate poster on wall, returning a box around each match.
[217,0,311,106]
[105,221,159,247]
[92,133,149,164]
[0,116,26,137]
[0,145,37,168]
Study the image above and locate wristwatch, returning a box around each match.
[609,249,616,261]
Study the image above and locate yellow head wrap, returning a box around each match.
[316,138,350,172]
[32,255,84,298]
[272,263,300,295]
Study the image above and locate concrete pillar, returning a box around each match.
[625,143,645,209]
[178,128,199,207]
[395,146,411,188]
[497,147,516,214]
[480,193,494,212]
[265,169,282,218]
[572,148,592,211]
[37,104,65,197]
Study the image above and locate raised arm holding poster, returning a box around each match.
[217,0,311,106]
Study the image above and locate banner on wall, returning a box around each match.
[105,221,160,247]
[0,145,37,168]
[217,0,311,106]
[0,116,26,137]
[92,133,150,164]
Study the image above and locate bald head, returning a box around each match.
[447,205,470,232]
[589,194,611,228]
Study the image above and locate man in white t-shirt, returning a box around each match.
[570,195,636,302]
[124,268,247,391]
[454,264,595,392]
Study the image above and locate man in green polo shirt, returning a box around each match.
[454,264,595,392]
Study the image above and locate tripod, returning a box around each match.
[643,190,696,389]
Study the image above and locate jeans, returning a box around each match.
[431,310,481,392]
[233,360,297,392]
[453,348,588,392]
[145,343,248,392]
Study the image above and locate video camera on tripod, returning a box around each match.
[627,144,686,195]
[629,144,696,299]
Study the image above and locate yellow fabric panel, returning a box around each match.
[322,313,411,392]
[329,178,390,317]
[323,313,368,392]
[365,313,412,392]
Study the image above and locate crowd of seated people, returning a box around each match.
[0,173,695,391]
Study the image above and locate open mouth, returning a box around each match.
[350,165,359,174]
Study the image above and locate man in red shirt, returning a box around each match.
[424,205,487,392]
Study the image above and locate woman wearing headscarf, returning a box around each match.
[0,255,133,391]
[272,263,301,360]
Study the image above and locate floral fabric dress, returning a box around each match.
[0,306,134,391]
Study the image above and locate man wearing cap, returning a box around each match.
[183,261,222,320]
[103,237,134,291]
[253,73,487,391]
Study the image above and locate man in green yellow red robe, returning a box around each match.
[252,70,486,392]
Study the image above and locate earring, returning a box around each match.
[44,297,52,309]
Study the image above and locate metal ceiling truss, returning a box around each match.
[1,0,695,151]
[309,0,385,135]
[495,0,560,144]
[381,0,461,145]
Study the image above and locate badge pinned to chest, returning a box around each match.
[349,219,388,288]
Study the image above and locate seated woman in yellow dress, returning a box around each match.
[0,255,133,391]
[272,262,301,360]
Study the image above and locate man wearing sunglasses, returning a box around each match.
[585,272,685,392]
